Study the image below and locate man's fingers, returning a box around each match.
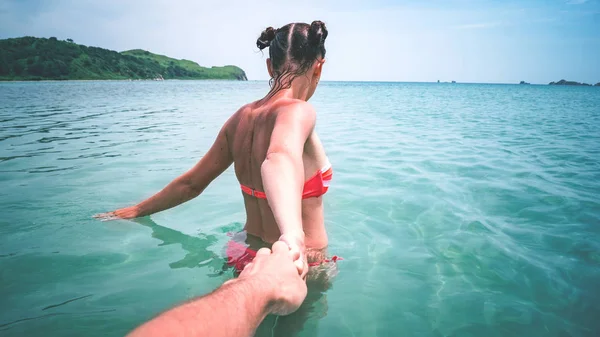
[256,247,271,256]
[242,262,254,272]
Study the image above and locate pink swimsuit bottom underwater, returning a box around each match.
[226,239,342,273]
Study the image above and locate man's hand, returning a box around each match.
[127,241,308,337]
[235,241,308,316]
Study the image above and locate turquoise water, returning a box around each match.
[1,81,599,337]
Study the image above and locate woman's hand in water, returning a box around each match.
[279,232,308,279]
[93,206,140,221]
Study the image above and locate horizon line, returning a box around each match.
[2,79,599,86]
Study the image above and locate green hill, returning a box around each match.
[0,36,247,81]
[548,79,592,86]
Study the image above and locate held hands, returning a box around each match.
[234,241,308,316]
[278,232,308,279]
[93,206,140,221]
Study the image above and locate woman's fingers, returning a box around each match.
[92,212,110,218]
[93,206,140,221]
[92,212,119,221]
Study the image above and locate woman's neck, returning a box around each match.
[265,76,312,102]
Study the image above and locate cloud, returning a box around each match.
[454,21,504,29]
[566,0,588,4]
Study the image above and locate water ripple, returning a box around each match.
[1,81,599,337]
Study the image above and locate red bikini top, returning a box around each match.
[240,162,332,199]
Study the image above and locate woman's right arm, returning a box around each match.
[95,124,233,220]
[260,102,316,275]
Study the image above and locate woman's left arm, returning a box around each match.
[96,124,233,220]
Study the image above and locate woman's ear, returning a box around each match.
[266,58,274,78]
[313,59,325,79]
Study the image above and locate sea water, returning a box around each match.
[1,81,599,336]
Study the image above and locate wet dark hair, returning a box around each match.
[256,21,328,98]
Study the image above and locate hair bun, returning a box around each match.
[257,27,276,50]
[308,20,328,47]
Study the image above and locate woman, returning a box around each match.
[96,21,333,279]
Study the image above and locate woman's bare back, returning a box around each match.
[224,98,330,249]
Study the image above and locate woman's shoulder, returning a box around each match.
[273,99,316,117]
[231,99,315,124]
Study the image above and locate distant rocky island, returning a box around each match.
[519,81,530,85]
[548,79,596,86]
[0,36,247,81]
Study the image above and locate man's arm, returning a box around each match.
[127,278,270,337]
[127,242,307,337]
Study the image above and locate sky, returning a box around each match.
[1,0,599,84]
